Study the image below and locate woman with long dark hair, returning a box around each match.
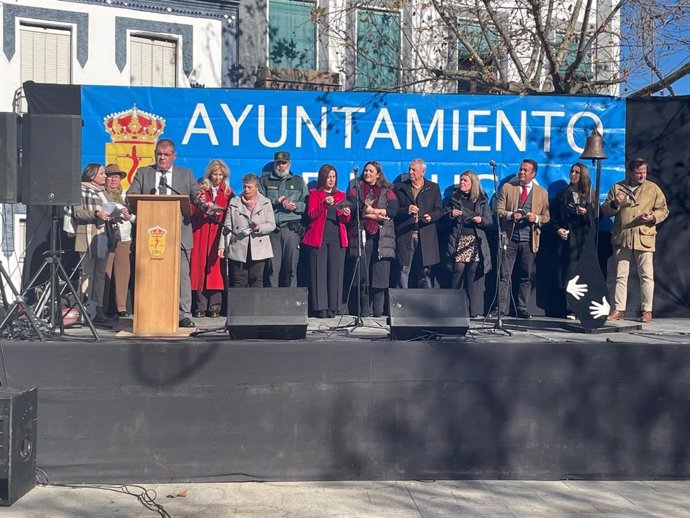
[302,164,351,318]
[444,170,492,317]
[552,162,594,318]
[72,163,112,322]
[346,161,398,317]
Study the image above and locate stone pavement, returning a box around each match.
[4,479,690,517]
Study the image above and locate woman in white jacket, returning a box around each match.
[219,173,276,287]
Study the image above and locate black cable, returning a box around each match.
[36,468,171,517]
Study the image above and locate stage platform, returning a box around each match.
[2,314,690,484]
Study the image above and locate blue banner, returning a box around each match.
[82,86,625,201]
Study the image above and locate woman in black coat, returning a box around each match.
[346,161,399,317]
[551,162,594,318]
[444,170,492,317]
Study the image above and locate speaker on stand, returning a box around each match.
[0,113,44,340]
[15,114,99,340]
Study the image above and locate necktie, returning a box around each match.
[520,184,528,206]
[158,173,168,195]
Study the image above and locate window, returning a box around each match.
[130,35,177,86]
[356,8,401,90]
[554,33,593,80]
[456,20,497,94]
[269,0,316,70]
[19,24,72,112]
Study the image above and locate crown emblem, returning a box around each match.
[148,226,167,237]
[104,105,165,144]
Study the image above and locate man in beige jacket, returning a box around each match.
[601,157,669,322]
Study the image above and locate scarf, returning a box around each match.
[361,182,382,235]
[80,181,108,258]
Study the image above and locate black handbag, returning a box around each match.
[105,220,121,251]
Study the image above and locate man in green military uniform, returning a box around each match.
[259,151,308,287]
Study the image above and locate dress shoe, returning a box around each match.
[640,311,653,323]
[179,317,196,328]
[207,310,220,318]
[327,310,335,318]
[607,310,625,321]
[117,311,130,318]
[516,309,531,319]
[193,311,205,318]
[92,307,108,323]
[317,310,329,319]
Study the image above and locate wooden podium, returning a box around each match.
[127,195,190,336]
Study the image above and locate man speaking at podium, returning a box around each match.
[127,138,200,328]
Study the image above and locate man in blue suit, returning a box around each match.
[127,138,199,328]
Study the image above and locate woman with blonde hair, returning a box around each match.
[443,170,492,317]
[190,159,233,317]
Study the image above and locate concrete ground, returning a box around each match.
[4,479,690,517]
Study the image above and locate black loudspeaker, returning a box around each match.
[226,287,308,339]
[0,387,37,507]
[388,289,470,340]
[0,113,19,203]
[21,114,81,205]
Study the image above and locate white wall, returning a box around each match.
[0,0,226,112]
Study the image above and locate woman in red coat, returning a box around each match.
[302,164,351,318]
[191,159,233,318]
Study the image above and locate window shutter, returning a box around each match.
[130,36,177,87]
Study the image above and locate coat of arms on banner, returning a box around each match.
[148,226,167,257]
[103,105,166,189]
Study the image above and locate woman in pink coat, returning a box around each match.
[302,164,351,318]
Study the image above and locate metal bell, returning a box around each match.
[580,128,607,160]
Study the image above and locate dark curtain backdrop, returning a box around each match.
[625,97,690,317]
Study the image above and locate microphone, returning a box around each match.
[489,160,497,168]
[158,174,182,195]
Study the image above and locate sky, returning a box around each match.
[619,3,690,97]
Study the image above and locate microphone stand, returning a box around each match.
[337,168,367,333]
[489,161,512,336]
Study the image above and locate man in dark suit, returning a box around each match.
[394,158,443,289]
[127,138,199,328]
[494,158,550,319]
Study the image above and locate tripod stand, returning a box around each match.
[487,161,512,336]
[0,258,45,340]
[20,206,100,341]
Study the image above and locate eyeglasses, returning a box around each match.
[156,151,174,157]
